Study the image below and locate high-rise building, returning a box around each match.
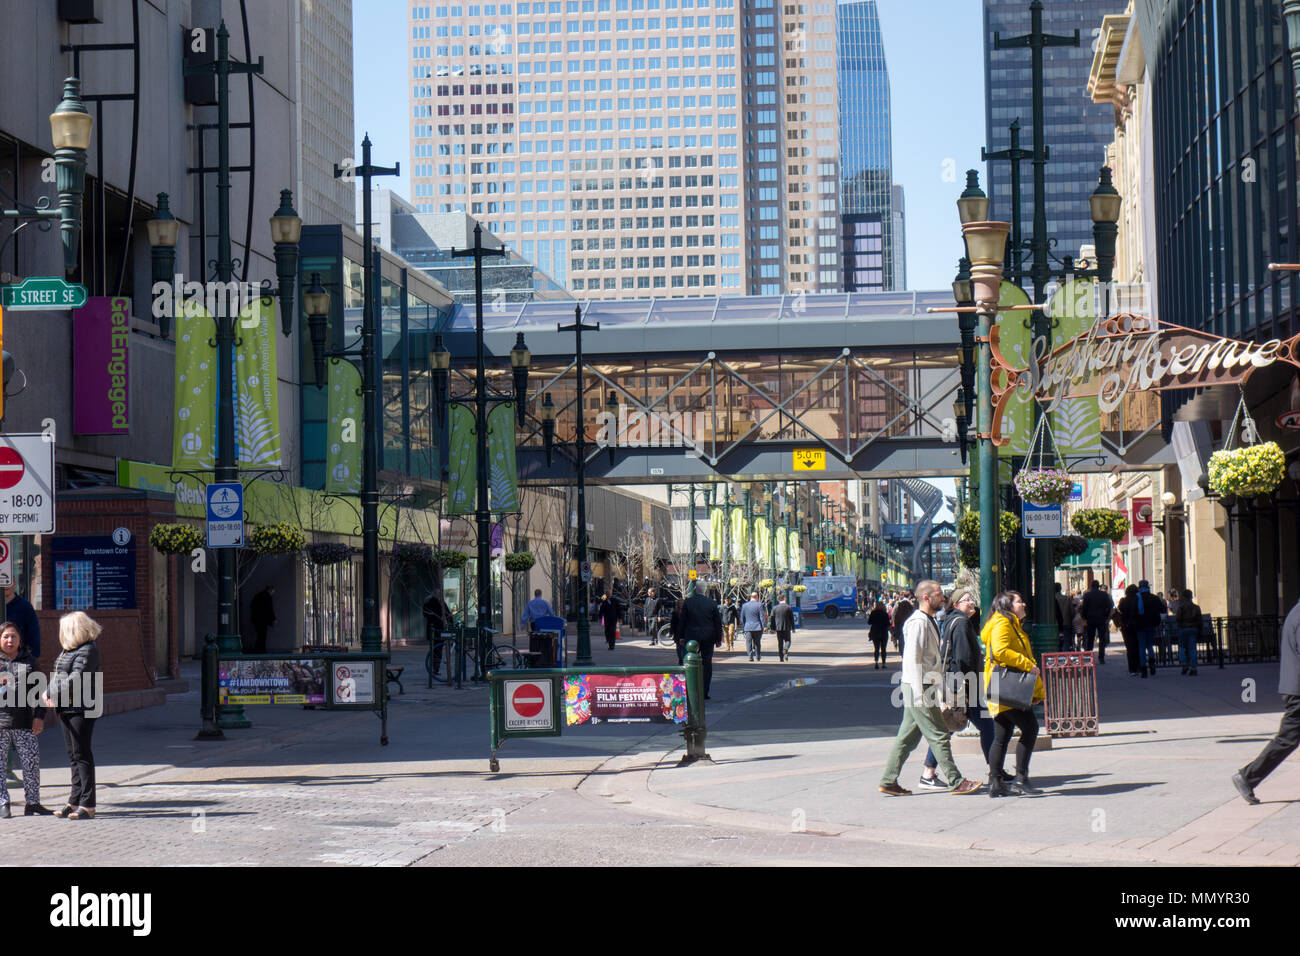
[296,0,356,226]
[890,182,906,289]
[407,0,842,299]
[836,0,899,292]
[983,0,1128,265]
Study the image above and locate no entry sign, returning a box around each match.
[504,679,554,731]
[0,447,23,489]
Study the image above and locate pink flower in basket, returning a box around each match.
[1013,468,1073,506]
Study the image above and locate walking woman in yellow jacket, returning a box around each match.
[981,591,1046,798]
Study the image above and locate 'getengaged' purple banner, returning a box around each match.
[73,296,130,435]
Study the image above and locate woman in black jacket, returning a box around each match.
[867,602,891,669]
[46,611,102,819]
[0,621,52,816]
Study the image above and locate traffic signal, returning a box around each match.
[816,550,826,569]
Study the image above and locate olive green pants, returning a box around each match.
[880,685,964,788]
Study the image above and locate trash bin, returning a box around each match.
[1041,651,1099,737]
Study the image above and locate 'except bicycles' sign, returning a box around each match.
[504,679,554,731]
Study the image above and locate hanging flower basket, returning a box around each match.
[149,523,204,555]
[1207,441,1285,498]
[758,578,775,589]
[792,584,807,593]
[503,551,536,573]
[1013,467,1074,506]
[249,522,305,555]
[392,541,434,567]
[1051,534,1089,566]
[433,548,469,570]
[308,542,354,566]
[1070,508,1130,542]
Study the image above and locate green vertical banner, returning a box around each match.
[325,359,363,494]
[709,507,723,560]
[775,526,788,571]
[235,298,282,466]
[487,402,521,514]
[1045,279,1101,458]
[172,303,216,470]
[446,404,477,515]
[730,507,746,560]
[789,531,800,569]
[995,281,1034,458]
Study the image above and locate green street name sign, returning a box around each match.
[1,277,88,311]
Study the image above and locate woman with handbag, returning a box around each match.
[981,591,1046,798]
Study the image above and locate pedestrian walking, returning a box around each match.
[1054,583,1074,651]
[867,600,890,669]
[0,622,52,817]
[1117,584,1142,675]
[422,587,453,677]
[891,593,914,655]
[1231,593,1300,804]
[46,611,103,819]
[1080,580,1113,662]
[672,586,723,698]
[771,594,795,662]
[598,593,621,650]
[918,589,996,789]
[722,597,739,651]
[249,585,276,655]
[878,580,983,796]
[1135,580,1166,676]
[1174,588,1202,676]
[982,591,1046,798]
[740,591,767,661]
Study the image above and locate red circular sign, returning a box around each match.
[511,683,546,718]
[0,448,23,490]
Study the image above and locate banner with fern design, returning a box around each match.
[487,402,521,514]
[1045,279,1101,457]
[172,301,217,470]
[325,358,362,494]
[234,298,282,466]
[446,404,477,515]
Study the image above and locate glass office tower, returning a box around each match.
[983,0,1128,269]
[837,0,897,291]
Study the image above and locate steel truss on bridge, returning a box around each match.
[439,293,971,483]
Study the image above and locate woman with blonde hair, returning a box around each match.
[981,591,1046,798]
[47,611,102,819]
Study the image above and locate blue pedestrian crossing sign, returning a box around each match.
[206,482,244,549]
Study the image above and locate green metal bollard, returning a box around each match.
[679,640,710,764]
[196,634,224,740]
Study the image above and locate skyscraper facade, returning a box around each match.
[836,0,897,292]
[983,0,1129,267]
[297,0,357,226]
[407,0,842,299]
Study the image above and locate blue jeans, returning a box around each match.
[1178,626,1199,669]
[1138,627,1160,670]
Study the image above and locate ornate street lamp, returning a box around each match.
[269,190,303,335]
[1089,165,1121,286]
[303,272,331,383]
[429,334,451,427]
[509,332,531,426]
[961,216,1011,614]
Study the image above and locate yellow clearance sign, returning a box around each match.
[793,448,826,471]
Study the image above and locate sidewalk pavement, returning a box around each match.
[595,630,1300,866]
[2,620,1296,866]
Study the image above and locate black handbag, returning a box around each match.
[987,665,1037,711]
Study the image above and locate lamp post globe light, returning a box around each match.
[1,77,92,280]
[146,22,303,734]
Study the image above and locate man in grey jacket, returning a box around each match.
[739,592,768,661]
[1232,595,1300,803]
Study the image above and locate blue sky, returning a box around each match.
[351,0,987,291]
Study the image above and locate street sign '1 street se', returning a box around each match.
[1,277,89,311]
